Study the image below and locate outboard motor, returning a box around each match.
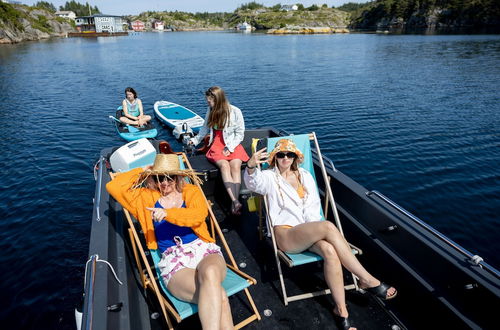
[173,123,195,154]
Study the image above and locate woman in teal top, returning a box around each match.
[120,87,152,127]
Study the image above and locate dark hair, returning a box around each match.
[124,87,137,99]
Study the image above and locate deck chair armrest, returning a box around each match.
[277,250,294,268]
[226,264,257,285]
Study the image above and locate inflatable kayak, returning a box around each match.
[110,107,158,142]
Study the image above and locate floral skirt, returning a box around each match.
[157,237,223,286]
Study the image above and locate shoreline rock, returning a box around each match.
[267,26,349,34]
[0,4,75,44]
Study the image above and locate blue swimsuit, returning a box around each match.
[153,200,198,252]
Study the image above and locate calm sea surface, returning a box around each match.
[0,31,499,329]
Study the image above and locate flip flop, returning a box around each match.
[364,282,397,300]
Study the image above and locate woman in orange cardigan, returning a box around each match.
[107,154,233,330]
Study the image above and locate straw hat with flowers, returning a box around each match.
[268,138,304,165]
[133,154,202,188]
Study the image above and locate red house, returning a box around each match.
[131,20,145,31]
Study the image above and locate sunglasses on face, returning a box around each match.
[276,152,297,159]
[156,175,176,183]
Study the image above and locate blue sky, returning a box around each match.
[23,1,365,15]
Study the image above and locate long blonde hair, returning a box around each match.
[205,86,230,129]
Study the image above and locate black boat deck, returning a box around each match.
[144,191,402,330]
[138,146,403,330]
[89,128,498,330]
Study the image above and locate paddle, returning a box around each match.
[108,115,140,133]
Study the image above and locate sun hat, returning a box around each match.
[268,138,304,165]
[133,154,202,188]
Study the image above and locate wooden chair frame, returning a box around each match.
[257,132,362,305]
[110,153,261,329]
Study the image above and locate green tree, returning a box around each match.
[237,2,265,11]
[271,4,282,11]
[307,4,319,11]
[296,3,305,10]
[34,1,56,12]
[59,1,100,17]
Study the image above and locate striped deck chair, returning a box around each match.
[258,133,362,305]
[111,153,261,329]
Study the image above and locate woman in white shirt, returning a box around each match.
[244,138,397,330]
[190,86,249,215]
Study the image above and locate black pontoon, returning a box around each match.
[80,128,499,330]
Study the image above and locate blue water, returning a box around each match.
[0,32,499,329]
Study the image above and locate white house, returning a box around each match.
[75,14,125,33]
[153,20,164,31]
[55,11,76,20]
[281,4,299,11]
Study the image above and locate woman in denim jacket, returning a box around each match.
[190,86,249,214]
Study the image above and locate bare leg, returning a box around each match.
[275,221,396,297]
[138,114,152,126]
[119,116,139,126]
[216,160,236,201]
[310,240,356,330]
[167,254,232,330]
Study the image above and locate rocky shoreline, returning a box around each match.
[0,4,75,44]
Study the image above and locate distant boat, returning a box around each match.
[237,21,253,31]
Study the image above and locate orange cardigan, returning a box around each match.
[106,167,213,250]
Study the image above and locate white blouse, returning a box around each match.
[190,104,245,152]
[244,167,323,227]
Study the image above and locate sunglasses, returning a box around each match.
[156,175,176,183]
[276,152,297,159]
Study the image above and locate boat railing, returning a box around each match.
[93,156,104,222]
[367,190,500,278]
[81,254,97,330]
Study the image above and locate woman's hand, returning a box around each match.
[146,207,167,222]
[247,147,268,169]
[222,146,231,157]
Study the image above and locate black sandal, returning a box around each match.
[334,314,354,330]
[231,200,242,215]
[364,282,397,300]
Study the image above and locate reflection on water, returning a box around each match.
[0,32,499,329]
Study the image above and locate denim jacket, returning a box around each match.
[190,104,245,152]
